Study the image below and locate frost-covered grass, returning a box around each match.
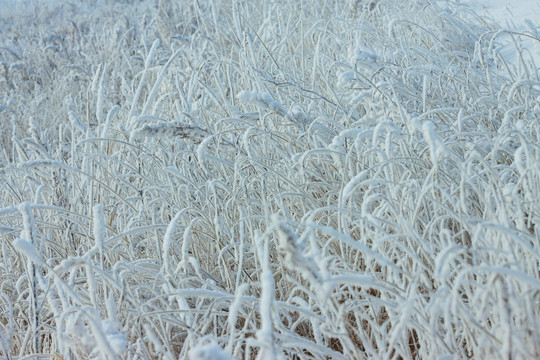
[1,0,539,359]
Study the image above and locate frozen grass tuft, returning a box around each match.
[1,0,539,358]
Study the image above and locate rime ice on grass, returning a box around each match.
[189,341,232,360]
[1,0,539,358]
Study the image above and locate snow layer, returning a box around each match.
[463,0,540,66]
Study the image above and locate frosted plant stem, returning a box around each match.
[128,39,160,128]
[18,202,40,355]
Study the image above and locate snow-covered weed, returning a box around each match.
[0,0,539,358]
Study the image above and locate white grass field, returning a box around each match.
[0,0,539,359]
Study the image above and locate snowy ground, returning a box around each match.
[465,0,540,26]
[464,0,540,67]
[1,0,539,359]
